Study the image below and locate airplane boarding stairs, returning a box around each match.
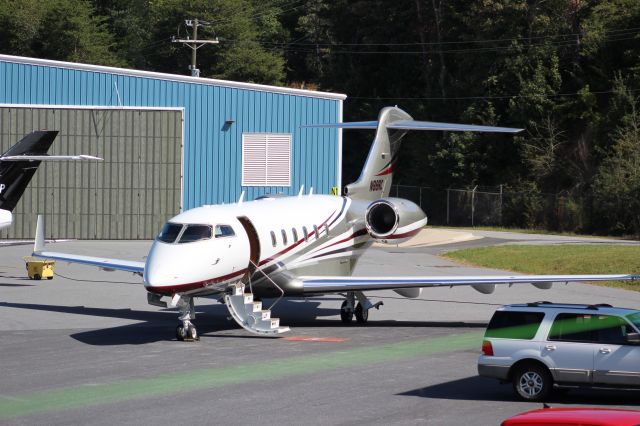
[224,282,290,336]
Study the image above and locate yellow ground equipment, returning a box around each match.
[23,257,55,280]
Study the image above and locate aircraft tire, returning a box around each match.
[355,303,368,323]
[340,300,353,324]
[176,325,186,341]
[188,325,199,341]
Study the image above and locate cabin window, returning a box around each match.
[215,225,235,238]
[270,231,277,247]
[157,222,183,243]
[292,228,298,242]
[178,224,213,243]
[281,229,288,245]
[313,225,319,240]
[302,226,308,242]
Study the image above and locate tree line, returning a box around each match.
[1,0,639,234]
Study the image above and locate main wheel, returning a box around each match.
[175,325,187,341]
[355,303,368,323]
[340,300,353,324]
[512,363,553,402]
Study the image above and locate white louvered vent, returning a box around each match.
[242,133,291,186]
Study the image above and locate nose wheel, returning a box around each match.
[176,322,199,341]
[172,295,200,342]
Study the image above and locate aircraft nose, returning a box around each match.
[143,242,182,288]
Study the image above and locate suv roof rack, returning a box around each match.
[520,302,614,310]
[525,301,553,307]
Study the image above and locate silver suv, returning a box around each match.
[478,302,640,401]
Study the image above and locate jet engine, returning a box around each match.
[365,197,427,244]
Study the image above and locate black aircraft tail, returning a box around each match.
[0,131,59,212]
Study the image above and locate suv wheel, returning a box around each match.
[512,363,552,402]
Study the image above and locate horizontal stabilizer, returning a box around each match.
[302,121,378,129]
[0,154,103,162]
[303,120,522,133]
[387,120,523,133]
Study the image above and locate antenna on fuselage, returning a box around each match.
[237,191,245,205]
[297,185,305,198]
[308,187,314,196]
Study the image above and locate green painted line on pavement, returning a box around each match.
[0,331,482,419]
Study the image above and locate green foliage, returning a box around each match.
[592,92,640,235]
[0,0,122,65]
[1,0,640,233]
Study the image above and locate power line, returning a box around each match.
[276,26,640,47]
[264,33,639,55]
[217,27,639,56]
[348,88,640,101]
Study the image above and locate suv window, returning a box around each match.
[548,313,634,344]
[485,311,544,340]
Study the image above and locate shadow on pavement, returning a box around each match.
[401,376,640,406]
[1,299,487,345]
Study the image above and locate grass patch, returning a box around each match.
[442,245,640,291]
[429,225,623,239]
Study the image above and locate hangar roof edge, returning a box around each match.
[0,54,347,101]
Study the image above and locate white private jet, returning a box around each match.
[0,130,102,230]
[32,107,640,341]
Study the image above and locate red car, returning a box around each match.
[502,407,640,426]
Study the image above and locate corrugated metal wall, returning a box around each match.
[0,56,344,213]
[0,107,182,239]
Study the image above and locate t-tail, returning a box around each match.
[0,130,102,230]
[0,131,59,214]
[304,106,523,201]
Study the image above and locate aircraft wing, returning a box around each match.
[300,274,640,294]
[31,215,145,274]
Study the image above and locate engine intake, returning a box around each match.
[365,198,427,244]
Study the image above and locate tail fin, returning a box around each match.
[304,106,522,201]
[345,107,412,200]
[0,131,58,212]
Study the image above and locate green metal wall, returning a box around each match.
[0,106,182,239]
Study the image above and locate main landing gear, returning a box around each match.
[171,294,199,341]
[340,291,383,324]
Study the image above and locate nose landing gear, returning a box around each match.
[172,294,200,342]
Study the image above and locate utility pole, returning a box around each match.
[172,19,219,77]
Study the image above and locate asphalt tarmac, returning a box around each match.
[1,230,640,425]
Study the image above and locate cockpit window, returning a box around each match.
[178,224,213,243]
[157,223,183,243]
[215,225,235,238]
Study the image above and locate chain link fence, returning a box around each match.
[391,184,583,230]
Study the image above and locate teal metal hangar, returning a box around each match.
[0,54,345,239]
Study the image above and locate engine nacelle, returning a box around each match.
[365,197,427,244]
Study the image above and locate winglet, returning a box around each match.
[34,214,45,253]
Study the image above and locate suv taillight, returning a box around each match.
[482,340,494,356]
